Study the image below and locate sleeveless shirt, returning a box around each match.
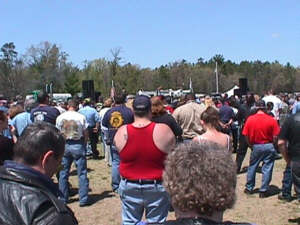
[120,122,166,180]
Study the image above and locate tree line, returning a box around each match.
[0,41,299,99]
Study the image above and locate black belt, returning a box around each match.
[253,143,273,145]
[121,178,162,184]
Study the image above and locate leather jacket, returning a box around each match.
[0,165,78,225]
[147,218,254,225]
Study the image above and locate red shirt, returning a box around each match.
[242,112,280,145]
[165,105,174,114]
[120,122,166,180]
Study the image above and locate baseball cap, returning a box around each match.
[133,95,151,112]
[256,100,266,108]
[84,98,91,104]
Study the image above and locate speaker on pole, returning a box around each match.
[239,78,248,95]
[82,80,94,99]
[234,89,241,97]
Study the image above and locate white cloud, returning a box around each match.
[271,33,280,38]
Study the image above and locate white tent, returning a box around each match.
[224,85,239,97]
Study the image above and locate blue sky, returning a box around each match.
[1,0,299,68]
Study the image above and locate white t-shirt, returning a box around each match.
[56,111,88,140]
[262,95,282,120]
[99,107,111,131]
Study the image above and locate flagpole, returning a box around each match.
[215,62,219,93]
[189,77,193,93]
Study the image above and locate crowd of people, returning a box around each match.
[0,88,299,225]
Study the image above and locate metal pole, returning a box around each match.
[216,62,219,93]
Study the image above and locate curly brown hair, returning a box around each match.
[163,141,236,216]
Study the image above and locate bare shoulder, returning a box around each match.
[154,123,172,131]
[116,124,127,134]
[153,123,175,153]
[114,125,128,152]
[154,123,175,138]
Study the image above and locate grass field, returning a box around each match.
[66,147,300,225]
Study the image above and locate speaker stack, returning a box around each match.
[239,78,248,95]
[82,80,95,100]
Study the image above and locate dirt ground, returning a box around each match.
[66,147,300,225]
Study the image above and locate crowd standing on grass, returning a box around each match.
[1,89,300,224]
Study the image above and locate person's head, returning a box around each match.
[133,95,152,118]
[8,105,24,119]
[255,100,267,113]
[165,96,172,105]
[0,111,8,132]
[267,89,274,96]
[163,141,236,217]
[266,102,274,111]
[185,93,195,101]
[103,98,113,107]
[200,106,222,131]
[24,99,37,113]
[13,122,65,177]
[37,92,49,104]
[246,94,255,107]
[83,98,91,106]
[114,93,126,105]
[151,96,166,117]
[253,94,260,103]
[0,99,7,107]
[67,99,78,110]
[204,95,214,107]
[227,96,235,106]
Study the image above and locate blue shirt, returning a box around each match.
[11,112,32,136]
[102,105,134,145]
[219,104,234,123]
[78,105,100,127]
[2,119,12,139]
[30,105,60,125]
[292,102,300,114]
[0,106,8,113]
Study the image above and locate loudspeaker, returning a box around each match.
[82,80,94,99]
[239,78,248,95]
[234,89,241,97]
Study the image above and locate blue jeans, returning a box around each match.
[59,141,89,204]
[182,138,193,143]
[118,179,170,225]
[110,145,120,192]
[246,143,275,192]
[101,131,111,165]
[291,160,300,200]
[282,165,292,197]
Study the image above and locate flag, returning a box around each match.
[110,80,115,99]
[215,62,218,73]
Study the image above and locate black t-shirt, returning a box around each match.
[279,113,300,159]
[0,136,14,165]
[151,113,182,137]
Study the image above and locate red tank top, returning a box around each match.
[120,122,167,180]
